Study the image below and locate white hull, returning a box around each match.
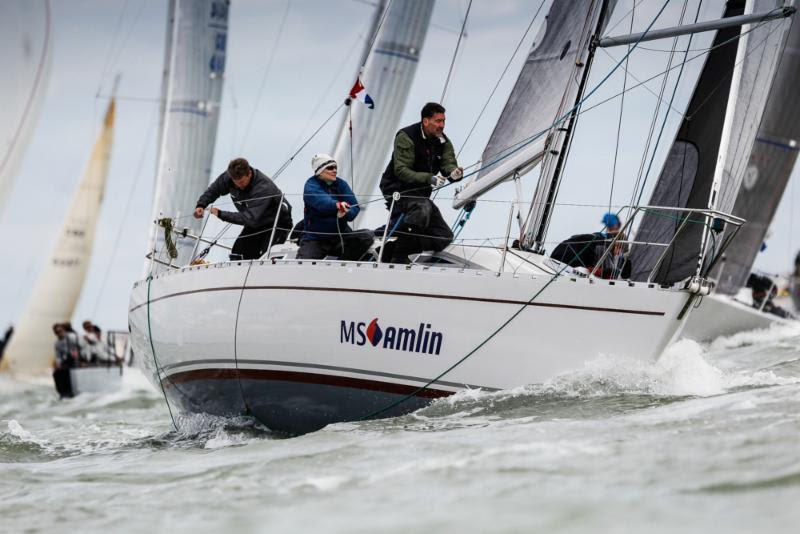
[69,366,123,396]
[129,251,693,433]
[681,292,794,342]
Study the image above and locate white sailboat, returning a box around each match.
[147,0,229,270]
[1,97,117,374]
[682,9,799,341]
[0,0,52,219]
[330,0,435,226]
[128,0,791,434]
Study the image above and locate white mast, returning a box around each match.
[1,97,117,374]
[147,0,229,269]
[0,0,52,219]
[330,0,435,226]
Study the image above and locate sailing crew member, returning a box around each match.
[194,157,293,261]
[297,154,374,260]
[52,323,76,398]
[379,102,464,264]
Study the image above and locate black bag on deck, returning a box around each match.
[550,233,603,268]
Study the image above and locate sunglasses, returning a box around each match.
[323,165,337,172]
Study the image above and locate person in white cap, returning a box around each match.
[297,154,374,260]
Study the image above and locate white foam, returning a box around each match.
[709,321,800,351]
[7,419,32,440]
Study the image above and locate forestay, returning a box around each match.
[715,15,800,295]
[147,0,228,269]
[631,0,790,285]
[453,0,605,210]
[331,0,434,226]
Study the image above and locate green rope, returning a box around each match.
[146,274,179,431]
[158,217,178,260]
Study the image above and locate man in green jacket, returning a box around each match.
[379,102,464,264]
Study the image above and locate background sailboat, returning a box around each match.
[147,0,229,269]
[0,0,52,220]
[1,96,116,374]
[683,11,800,340]
[330,0,435,227]
[630,0,790,286]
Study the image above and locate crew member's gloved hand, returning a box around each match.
[193,207,205,219]
[448,167,464,182]
[431,175,446,188]
[336,201,350,218]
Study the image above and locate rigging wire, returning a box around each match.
[91,107,160,316]
[627,0,692,212]
[456,0,547,159]
[440,0,473,104]
[238,0,292,153]
[359,0,675,421]
[608,0,637,214]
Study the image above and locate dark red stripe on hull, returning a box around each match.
[164,368,453,399]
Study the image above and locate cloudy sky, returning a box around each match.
[1,0,798,330]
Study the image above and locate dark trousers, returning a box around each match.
[230,226,289,261]
[389,198,453,262]
[297,229,374,260]
[53,367,74,398]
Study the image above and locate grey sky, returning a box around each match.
[1,0,797,330]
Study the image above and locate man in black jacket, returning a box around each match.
[195,158,292,260]
[379,102,464,264]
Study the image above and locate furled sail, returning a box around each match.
[1,98,116,374]
[331,0,435,224]
[147,0,229,269]
[715,16,800,294]
[453,0,606,210]
[631,0,790,284]
[0,0,51,219]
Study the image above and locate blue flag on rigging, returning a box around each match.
[348,77,375,109]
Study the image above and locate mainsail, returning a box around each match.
[0,0,51,219]
[631,0,790,284]
[715,16,800,295]
[1,98,116,374]
[331,0,434,224]
[453,0,607,213]
[147,0,229,269]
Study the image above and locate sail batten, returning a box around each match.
[1,99,116,373]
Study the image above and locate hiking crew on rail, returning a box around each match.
[379,102,464,264]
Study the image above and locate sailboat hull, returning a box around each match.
[129,260,692,434]
[681,292,795,342]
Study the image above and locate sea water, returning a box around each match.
[2,325,799,533]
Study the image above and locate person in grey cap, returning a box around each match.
[195,157,293,260]
[297,153,374,260]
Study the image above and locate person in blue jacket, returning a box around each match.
[297,154,374,260]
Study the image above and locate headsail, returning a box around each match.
[715,16,800,294]
[631,0,790,284]
[147,0,229,269]
[0,0,51,219]
[1,98,116,374]
[331,0,435,224]
[453,0,607,211]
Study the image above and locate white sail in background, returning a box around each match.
[0,0,52,219]
[147,0,229,269]
[331,0,435,224]
[1,98,116,374]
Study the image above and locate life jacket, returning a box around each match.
[380,122,449,201]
